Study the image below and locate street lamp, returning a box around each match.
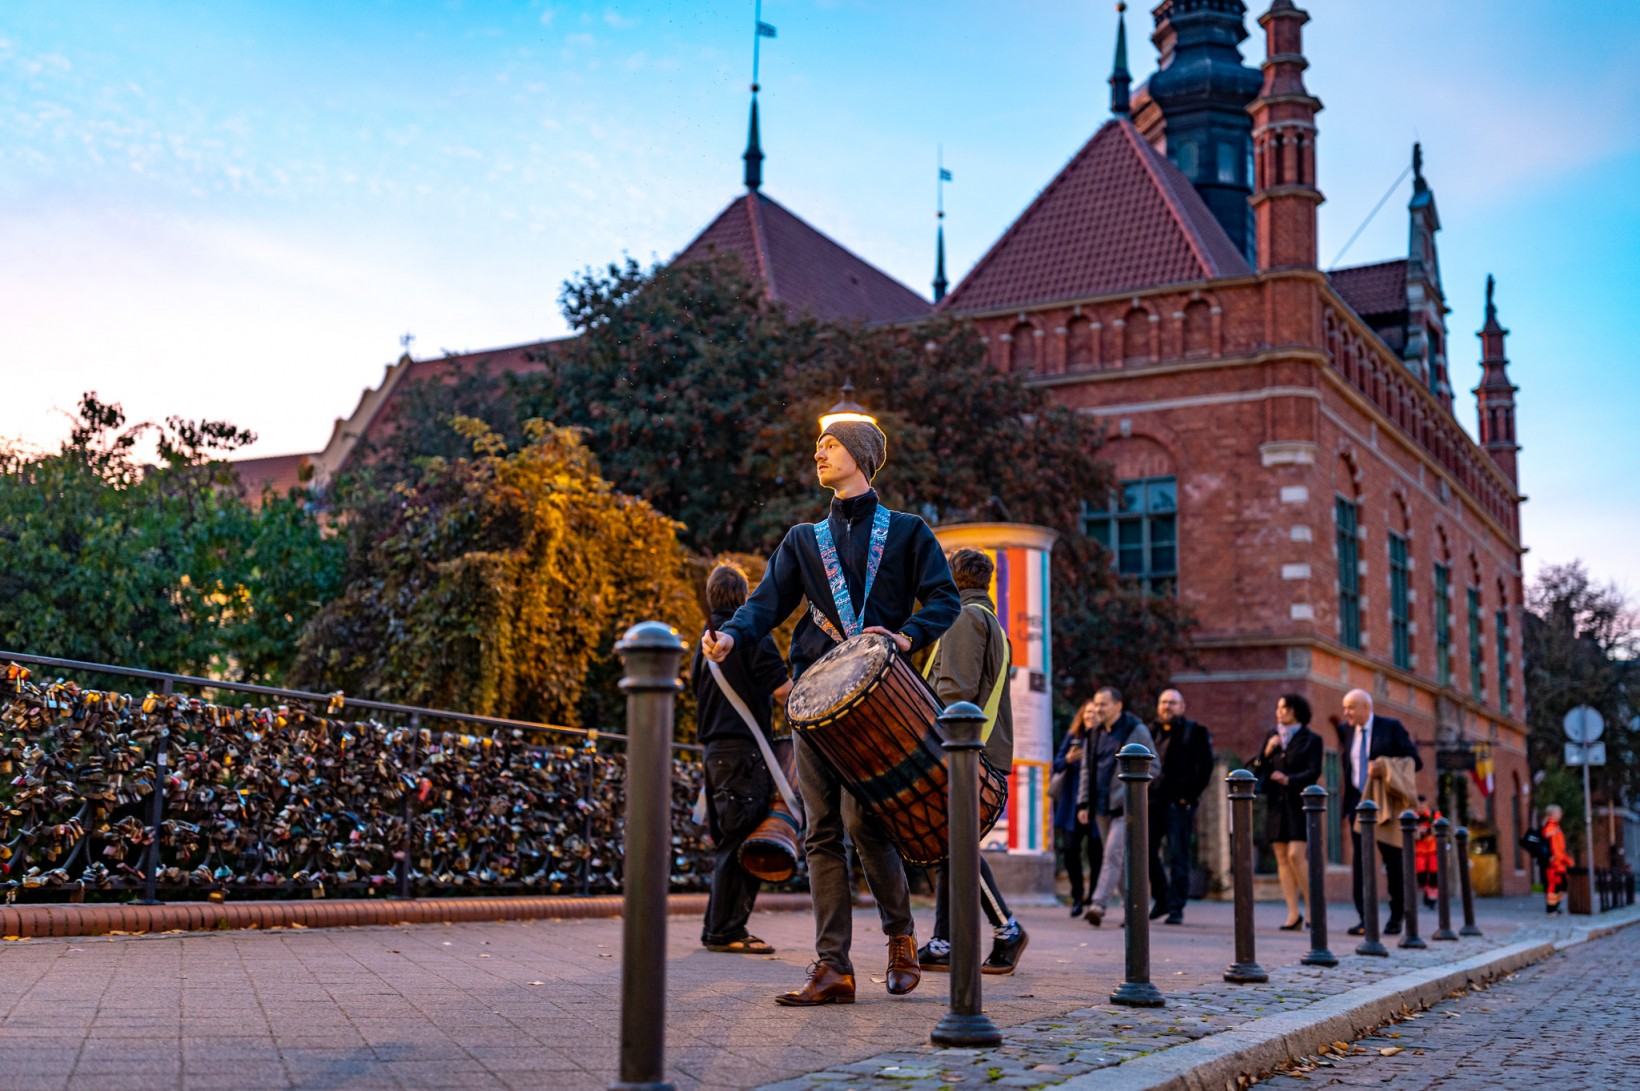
[819,380,877,431]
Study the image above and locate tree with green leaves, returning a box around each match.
[371,254,1195,720]
[292,418,702,727]
[1523,561,1638,837]
[0,394,341,683]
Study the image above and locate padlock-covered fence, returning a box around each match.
[0,652,722,903]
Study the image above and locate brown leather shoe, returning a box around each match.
[885,934,921,996]
[774,961,856,1007]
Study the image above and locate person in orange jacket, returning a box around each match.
[1414,802,1441,909]
[1543,804,1575,915]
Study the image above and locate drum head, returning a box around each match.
[787,633,896,726]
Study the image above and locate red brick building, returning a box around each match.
[249,0,1530,891]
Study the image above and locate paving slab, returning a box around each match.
[1,895,1633,1089]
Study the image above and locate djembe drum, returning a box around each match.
[737,738,803,883]
[785,633,1006,867]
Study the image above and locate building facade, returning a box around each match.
[245,1,1531,892]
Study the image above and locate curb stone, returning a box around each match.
[0,891,813,939]
[1054,904,1640,1091]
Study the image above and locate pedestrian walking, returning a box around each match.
[691,563,794,955]
[1248,693,1323,930]
[703,417,960,1007]
[1543,804,1574,915]
[1339,689,1422,936]
[1147,689,1213,925]
[1075,687,1155,927]
[1053,700,1102,918]
[918,548,1028,975]
[1416,801,1441,909]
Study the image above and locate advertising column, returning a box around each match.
[931,522,1058,856]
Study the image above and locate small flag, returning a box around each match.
[757,21,777,38]
[939,167,953,182]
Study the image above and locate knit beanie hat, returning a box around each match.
[821,419,888,481]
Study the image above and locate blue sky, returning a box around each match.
[2,1,1637,588]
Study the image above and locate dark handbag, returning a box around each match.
[1048,769,1067,801]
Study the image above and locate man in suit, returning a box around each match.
[1339,688,1422,935]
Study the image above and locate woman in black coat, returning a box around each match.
[1249,693,1324,929]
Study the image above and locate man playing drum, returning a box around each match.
[702,418,960,1007]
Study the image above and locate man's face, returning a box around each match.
[1342,693,1372,729]
[1157,691,1184,724]
[1092,692,1120,727]
[1275,699,1297,727]
[814,434,860,489]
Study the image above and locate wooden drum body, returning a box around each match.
[786,633,1005,867]
[738,738,803,883]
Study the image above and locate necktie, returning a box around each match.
[1354,727,1370,790]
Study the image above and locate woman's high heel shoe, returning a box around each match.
[1279,914,1305,931]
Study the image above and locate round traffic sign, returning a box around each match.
[1563,705,1605,744]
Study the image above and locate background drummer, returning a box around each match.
[702,417,960,1008]
[918,547,1029,976]
[692,562,793,956]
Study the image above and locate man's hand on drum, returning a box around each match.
[701,629,735,662]
[863,626,911,653]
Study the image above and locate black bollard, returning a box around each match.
[611,622,685,1091]
[1397,810,1427,949]
[1300,786,1337,966]
[1456,827,1482,937]
[1224,770,1268,983]
[1354,801,1388,957]
[1110,743,1164,1007]
[1431,817,1458,941]
[931,701,1003,1047]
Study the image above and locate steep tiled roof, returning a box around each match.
[939,119,1252,314]
[676,192,931,325]
[1328,259,1408,318]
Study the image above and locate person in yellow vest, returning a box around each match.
[917,548,1028,975]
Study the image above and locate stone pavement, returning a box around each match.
[0,895,1630,1090]
[1253,917,1640,1089]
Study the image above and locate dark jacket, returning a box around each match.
[1249,724,1324,836]
[1338,714,1422,814]
[721,490,960,679]
[1076,710,1155,816]
[928,587,1013,772]
[1149,716,1214,808]
[690,607,789,746]
[1051,726,1088,832]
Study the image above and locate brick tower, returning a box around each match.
[1248,0,1322,271]
[1474,275,1520,485]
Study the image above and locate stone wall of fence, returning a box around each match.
[0,666,729,901]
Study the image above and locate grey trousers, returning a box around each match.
[797,734,915,975]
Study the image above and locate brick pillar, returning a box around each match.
[1249,1,1323,272]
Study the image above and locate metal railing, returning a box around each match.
[0,649,709,905]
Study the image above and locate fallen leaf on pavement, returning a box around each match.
[1379,1047,1404,1056]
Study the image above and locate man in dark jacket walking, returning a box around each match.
[1075,688,1155,926]
[704,418,960,1007]
[918,548,1028,975]
[1147,689,1213,925]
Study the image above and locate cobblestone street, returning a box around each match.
[1254,917,1640,1090]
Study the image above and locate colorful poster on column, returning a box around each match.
[930,522,1058,855]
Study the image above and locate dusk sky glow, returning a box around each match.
[3,1,1636,586]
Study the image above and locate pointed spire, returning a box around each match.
[1412,141,1427,194]
[933,221,948,304]
[1474,274,1519,484]
[743,88,763,191]
[1109,3,1131,117]
[1482,273,1501,331]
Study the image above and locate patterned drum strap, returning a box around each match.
[809,505,890,642]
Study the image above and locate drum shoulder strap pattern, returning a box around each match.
[809,506,890,642]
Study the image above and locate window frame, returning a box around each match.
[1335,495,1361,650]
[1467,585,1484,700]
[1082,475,1178,596]
[1434,563,1452,686]
[1388,532,1411,670]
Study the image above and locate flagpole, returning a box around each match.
[753,0,763,86]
